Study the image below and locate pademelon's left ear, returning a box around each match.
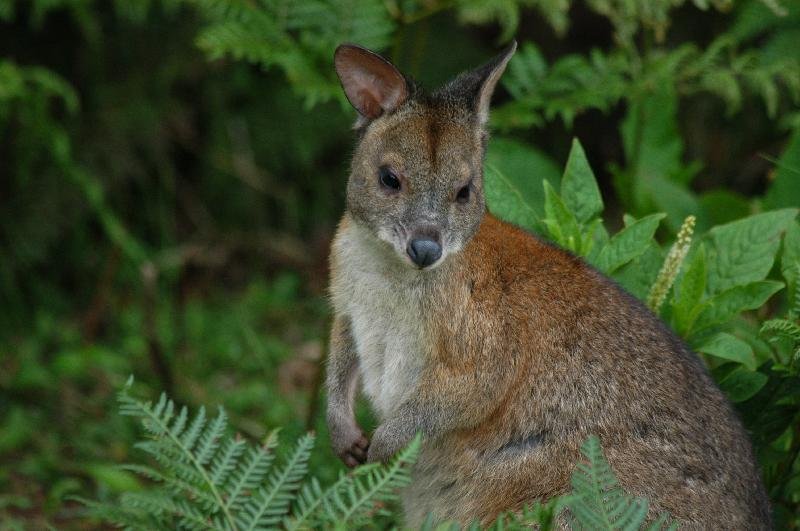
[334,43,409,121]
[442,40,517,126]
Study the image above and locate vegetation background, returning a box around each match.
[2,0,800,528]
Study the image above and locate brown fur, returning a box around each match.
[326,43,771,529]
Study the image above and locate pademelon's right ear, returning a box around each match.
[334,44,409,121]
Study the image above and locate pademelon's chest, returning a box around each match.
[347,284,425,418]
[331,226,427,419]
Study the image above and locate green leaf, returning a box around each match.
[705,209,798,294]
[698,332,757,371]
[782,221,800,311]
[783,221,800,276]
[671,245,706,335]
[691,280,785,335]
[613,242,664,301]
[618,83,700,228]
[543,180,582,252]
[485,136,560,219]
[764,127,800,210]
[567,436,656,530]
[717,366,769,403]
[561,138,603,223]
[485,164,542,234]
[586,220,610,265]
[594,214,666,274]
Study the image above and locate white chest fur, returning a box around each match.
[331,221,428,420]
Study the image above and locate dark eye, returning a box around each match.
[456,184,471,204]
[379,166,401,191]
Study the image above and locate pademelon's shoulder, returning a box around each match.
[468,214,590,279]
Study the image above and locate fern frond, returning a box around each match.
[761,316,800,365]
[71,496,167,530]
[283,463,389,530]
[210,436,248,488]
[121,463,219,512]
[485,496,571,530]
[117,386,238,529]
[323,434,421,526]
[236,433,315,530]
[122,490,217,529]
[761,318,800,342]
[223,429,280,511]
[88,384,425,530]
[569,435,655,531]
[195,407,227,465]
[181,405,207,450]
[283,476,326,531]
[190,0,394,106]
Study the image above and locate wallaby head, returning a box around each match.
[334,42,516,270]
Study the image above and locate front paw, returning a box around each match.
[329,416,369,468]
[366,423,411,464]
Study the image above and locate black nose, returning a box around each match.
[407,238,442,268]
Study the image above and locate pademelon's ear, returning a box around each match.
[442,41,517,126]
[334,44,409,121]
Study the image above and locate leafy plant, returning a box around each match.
[88,383,681,530]
[485,136,799,526]
[80,379,420,529]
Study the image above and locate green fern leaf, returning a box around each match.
[210,436,248,488]
[86,384,429,530]
[195,408,227,466]
[181,405,207,451]
[236,433,315,530]
[117,386,238,529]
[324,434,421,526]
[224,430,281,511]
[569,436,662,531]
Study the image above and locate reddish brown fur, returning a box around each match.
[386,215,770,527]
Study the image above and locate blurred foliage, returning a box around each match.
[1,0,800,528]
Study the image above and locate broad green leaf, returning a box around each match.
[764,127,800,210]
[621,86,683,180]
[485,165,542,234]
[704,209,798,294]
[691,280,784,335]
[543,181,582,253]
[613,242,664,301]
[671,245,706,336]
[782,221,800,310]
[560,138,603,223]
[782,221,800,276]
[585,221,610,265]
[594,214,666,274]
[698,332,757,371]
[485,136,560,219]
[717,366,769,403]
[578,218,604,259]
